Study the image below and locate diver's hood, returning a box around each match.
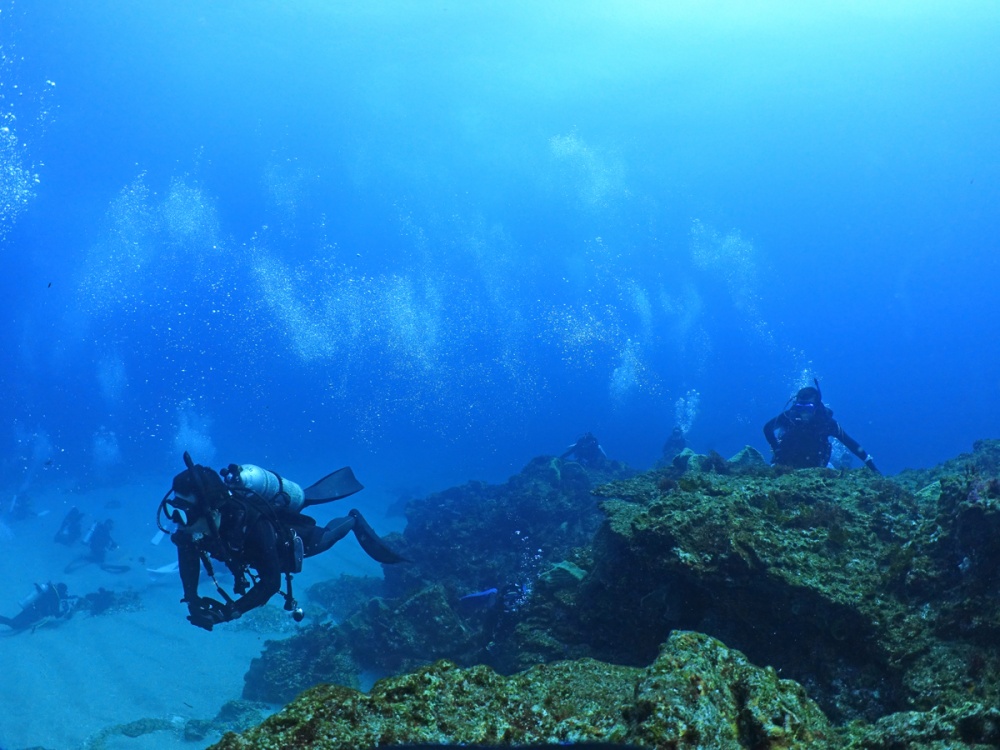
[171,463,229,509]
[795,386,820,404]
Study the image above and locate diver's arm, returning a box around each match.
[173,534,203,603]
[60,596,80,619]
[833,422,880,474]
[41,586,62,617]
[231,520,282,616]
[762,415,783,452]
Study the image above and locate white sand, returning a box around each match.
[0,481,391,750]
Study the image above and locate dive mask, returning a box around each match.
[791,401,817,419]
[163,495,196,526]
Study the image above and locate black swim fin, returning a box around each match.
[349,509,407,564]
[302,467,364,507]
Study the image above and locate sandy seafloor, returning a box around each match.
[0,479,395,750]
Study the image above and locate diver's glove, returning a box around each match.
[185,596,237,631]
[864,456,882,475]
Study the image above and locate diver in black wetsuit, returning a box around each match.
[159,453,405,631]
[54,506,85,546]
[0,582,78,632]
[763,381,880,473]
[64,518,129,574]
[86,519,118,564]
[559,432,608,468]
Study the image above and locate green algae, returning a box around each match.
[230,440,1000,749]
[212,631,837,750]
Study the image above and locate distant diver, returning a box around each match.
[64,518,130,574]
[763,380,880,473]
[54,506,85,546]
[559,432,608,468]
[158,452,406,631]
[661,426,688,464]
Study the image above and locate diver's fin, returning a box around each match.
[147,561,180,575]
[349,509,407,564]
[301,467,364,507]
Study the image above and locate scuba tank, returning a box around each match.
[223,464,305,513]
[19,582,51,610]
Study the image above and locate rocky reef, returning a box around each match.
[217,631,838,750]
[243,454,632,702]
[570,441,1000,724]
[229,439,1000,749]
[84,699,268,750]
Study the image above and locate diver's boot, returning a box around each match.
[348,509,407,564]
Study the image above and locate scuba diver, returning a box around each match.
[763,380,880,473]
[86,519,118,562]
[4,493,37,522]
[559,432,607,468]
[64,518,130,573]
[54,506,85,546]
[661,426,688,464]
[0,581,78,633]
[158,452,406,631]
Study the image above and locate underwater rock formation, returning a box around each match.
[383,453,630,601]
[216,631,838,750]
[244,623,361,704]
[239,439,1000,747]
[243,454,630,701]
[85,699,268,749]
[572,439,1000,723]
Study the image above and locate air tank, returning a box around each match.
[231,464,305,513]
[18,582,50,610]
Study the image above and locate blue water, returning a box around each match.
[2,0,999,500]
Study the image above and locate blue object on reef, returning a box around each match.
[458,587,499,608]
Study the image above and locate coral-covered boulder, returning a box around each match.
[214,631,838,750]
[576,441,1000,722]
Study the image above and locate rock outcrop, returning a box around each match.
[235,439,1000,749]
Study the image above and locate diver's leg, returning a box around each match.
[347,509,407,564]
[302,515,356,557]
[4,610,33,630]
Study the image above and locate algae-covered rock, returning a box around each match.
[486,556,594,673]
[843,702,1000,749]
[577,441,1000,723]
[245,455,633,700]
[183,699,272,744]
[383,454,631,603]
[243,624,360,704]
[341,584,482,674]
[238,440,1000,742]
[84,699,271,749]
[581,466,913,721]
[728,445,769,470]
[895,438,1000,491]
[212,631,837,750]
[307,574,385,621]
